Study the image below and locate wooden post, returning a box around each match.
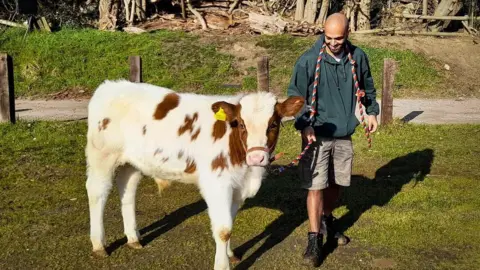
[381,58,396,125]
[422,0,428,16]
[257,56,269,92]
[0,53,15,124]
[129,56,142,83]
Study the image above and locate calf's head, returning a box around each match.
[212,92,304,167]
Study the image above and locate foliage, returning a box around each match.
[0,0,98,29]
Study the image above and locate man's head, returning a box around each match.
[324,13,349,55]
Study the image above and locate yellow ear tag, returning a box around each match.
[215,107,227,121]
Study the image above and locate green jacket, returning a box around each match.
[287,34,380,138]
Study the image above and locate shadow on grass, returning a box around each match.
[233,148,434,269]
[105,199,207,255]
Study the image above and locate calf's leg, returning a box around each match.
[115,164,143,249]
[199,177,233,270]
[85,147,119,257]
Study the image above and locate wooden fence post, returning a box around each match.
[381,58,396,125]
[257,56,269,92]
[129,56,142,83]
[0,53,15,124]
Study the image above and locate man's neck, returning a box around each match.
[326,46,345,60]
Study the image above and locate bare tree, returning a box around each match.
[357,0,371,30]
[315,0,329,26]
[295,0,306,21]
[99,0,120,30]
[303,0,319,23]
[429,0,463,32]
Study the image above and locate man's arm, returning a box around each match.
[287,60,311,131]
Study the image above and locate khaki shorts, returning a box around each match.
[298,136,354,190]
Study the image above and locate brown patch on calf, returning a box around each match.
[178,113,199,136]
[153,93,180,120]
[178,150,184,159]
[219,228,231,242]
[98,118,111,131]
[266,112,282,153]
[211,153,228,172]
[162,157,169,162]
[142,125,147,135]
[212,120,227,141]
[191,128,201,141]
[228,105,247,167]
[184,158,197,174]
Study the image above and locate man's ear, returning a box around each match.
[211,101,237,122]
[275,96,305,118]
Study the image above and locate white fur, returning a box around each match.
[85,79,280,270]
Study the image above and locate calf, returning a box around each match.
[85,79,304,270]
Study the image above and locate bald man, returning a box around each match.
[287,13,379,267]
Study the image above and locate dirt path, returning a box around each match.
[13,98,480,124]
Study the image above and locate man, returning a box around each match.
[287,13,379,267]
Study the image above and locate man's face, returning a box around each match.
[325,30,347,55]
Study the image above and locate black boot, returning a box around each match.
[323,214,349,246]
[302,232,323,267]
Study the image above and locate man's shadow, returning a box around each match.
[232,148,434,269]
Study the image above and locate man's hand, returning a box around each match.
[303,126,316,142]
[368,115,378,133]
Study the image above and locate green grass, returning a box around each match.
[0,120,479,269]
[0,28,443,98]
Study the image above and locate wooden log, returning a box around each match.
[129,56,142,83]
[0,19,27,28]
[394,14,470,20]
[422,0,427,16]
[351,28,469,37]
[248,11,287,34]
[257,56,269,92]
[0,54,15,124]
[393,30,469,36]
[381,59,396,126]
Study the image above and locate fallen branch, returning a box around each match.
[248,11,287,34]
[228,0,242,14]
[0,19,27,28]
[394,14,471,21]
[187,0,207,29]
[351,27,470,37]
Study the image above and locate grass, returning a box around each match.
[0,120,479,269]
[0,28,443,99]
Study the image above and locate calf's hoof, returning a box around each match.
[92,249,109,258]
[127,241,143,249]
[229,255,241,263]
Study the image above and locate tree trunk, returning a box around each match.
[99,0,119,30]
[295,0,306,21]
[344,0,357,31]
[303,0,318,24]
[428,0,463,32]
[315,0,329,26]
[357,0,371,30]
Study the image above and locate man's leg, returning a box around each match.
[299,137,332,266]
[322,136,354,246]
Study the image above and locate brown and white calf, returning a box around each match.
[85,79,304,270]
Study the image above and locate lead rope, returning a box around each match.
[271,43,371,174]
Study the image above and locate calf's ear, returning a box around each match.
[275,96,305,118]
[211,101,237,122]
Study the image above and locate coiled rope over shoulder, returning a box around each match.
[272,43,371,173]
